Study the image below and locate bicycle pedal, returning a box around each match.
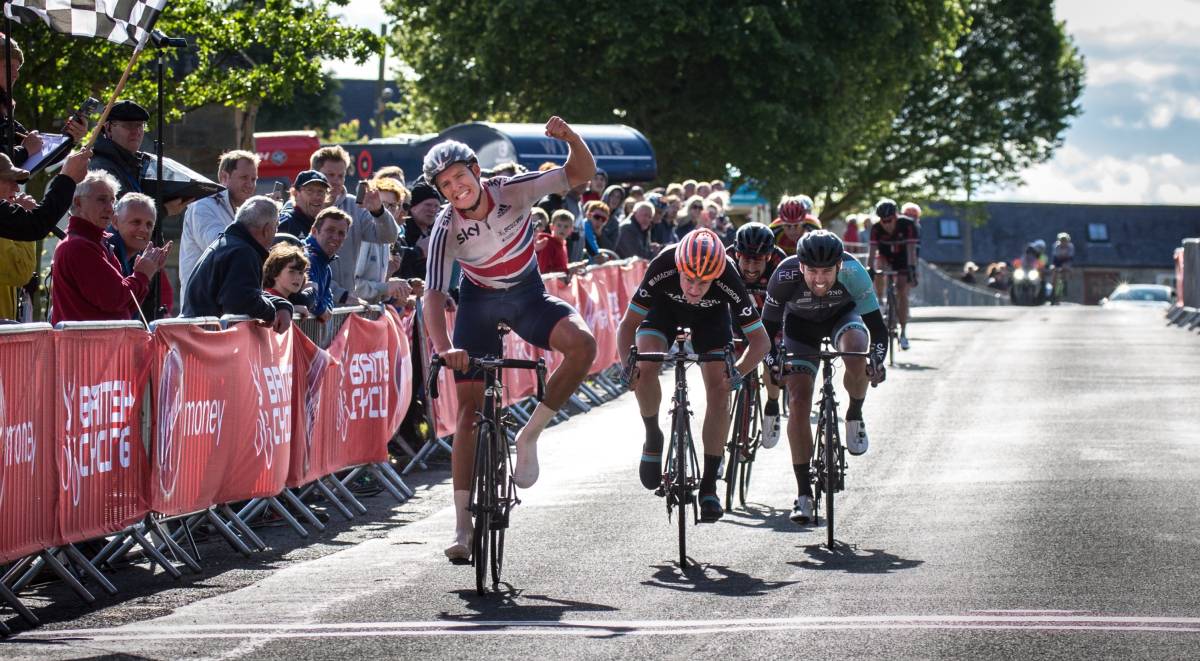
[654,486,666,498]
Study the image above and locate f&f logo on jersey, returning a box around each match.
[455,224,481,245]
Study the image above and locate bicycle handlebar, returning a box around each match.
[428,354,548,402]
[622,342,741,388]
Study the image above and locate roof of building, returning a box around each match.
[921,201,1200,269]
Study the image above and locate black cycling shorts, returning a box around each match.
[782,310,867,377]
[637,302,732,353]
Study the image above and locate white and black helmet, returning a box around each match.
[422,140,478,185]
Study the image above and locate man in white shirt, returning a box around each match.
[178,150,260,307]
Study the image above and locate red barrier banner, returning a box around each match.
[321,312,406,468]
[288,331,347,487]
[573,270,619,373]
[385,308,413,435]
[54,327,152,545]
[151,323,293,516]
[0,327,55,563]
[429,308,459,440]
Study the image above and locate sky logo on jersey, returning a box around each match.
[456,224,481,245]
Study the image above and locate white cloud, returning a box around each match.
[1057,0,1200,46]
[1087,59,1181,87]
[983,144,1200,204]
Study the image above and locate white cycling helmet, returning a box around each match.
[422,140,478,186]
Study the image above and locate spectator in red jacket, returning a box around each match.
[51,171,170,324]
[535,209,573,274]
[107,192,175,318]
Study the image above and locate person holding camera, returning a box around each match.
[0,35,88,166]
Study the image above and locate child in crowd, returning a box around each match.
[535,209,574,274]
[263,243,317,317]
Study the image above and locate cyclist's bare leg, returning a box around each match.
[765,377,781,403]
[699,360,732,457]
[785,371,816,465]
[698,360,732,495]
[839,329,869,399]
[513,313,597,488]
[631,332,669,416]
[873,270,886,303]
[448,381,484,557]
[632,333,669,489]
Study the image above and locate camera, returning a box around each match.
[73,97,101,123]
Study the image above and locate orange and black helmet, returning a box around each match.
[675,228,727,281]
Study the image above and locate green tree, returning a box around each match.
[257,72,346,134]
[819,0,1085,218]
[385,0,966,199]
[10,0,380,148]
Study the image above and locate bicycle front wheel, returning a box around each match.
[471,422,494,595]
[724,387,747,511]
[490,434,511,590]
[823,409,838,549]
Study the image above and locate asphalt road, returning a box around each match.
[4,305,1199,659]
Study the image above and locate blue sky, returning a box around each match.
[328,0,1200,205]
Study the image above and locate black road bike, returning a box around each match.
[782,340,869,549]
[877,269,900,366]
[429,324,547,595]
[724,360,762,511]
[625,335,736,569]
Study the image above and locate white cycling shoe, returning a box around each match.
[761,414,781,449]
[846,419,869,456]
[790,495,814,524]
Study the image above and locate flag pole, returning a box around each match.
[85,41,146,149]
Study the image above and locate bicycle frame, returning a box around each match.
[427,329,547,595]
[725,364,762,511]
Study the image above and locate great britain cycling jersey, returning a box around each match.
[869,216,919,267]
[425,168,569,292]
[629,245,763,350]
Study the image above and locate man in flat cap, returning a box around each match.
[89,99,191,216]
[277,169,332,237]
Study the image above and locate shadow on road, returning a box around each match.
[893,362,937,371]
[444,590,619,622]
[722,502,812,533]
[788,543,923,574]
[641,561,797,596]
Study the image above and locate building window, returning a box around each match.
[1087,222,1109,242]
[938,218,961,239]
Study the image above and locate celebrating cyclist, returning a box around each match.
[770,195,821,256]
[867,198,919,350]
[422,117,598,562]
[617,228,771,523]
[729,222,787,449]
[763,231,887,525]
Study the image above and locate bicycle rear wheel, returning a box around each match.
[886,290,898,366]
[738,382,762,508]
[471,422,494,595]
[823,405,838,549]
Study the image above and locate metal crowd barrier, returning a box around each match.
[911,259,1009,307]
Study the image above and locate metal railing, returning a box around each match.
[911,259,1009,307]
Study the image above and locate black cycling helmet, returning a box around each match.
[422,140,478,187]
[874,198,898,218]
[797,230,845,267]
[735,222,776,257]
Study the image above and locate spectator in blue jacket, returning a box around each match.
[305,207,352,322]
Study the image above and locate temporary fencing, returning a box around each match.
[911,259,1009,307]
[0,307,412,630]
[1166,238,1200,330]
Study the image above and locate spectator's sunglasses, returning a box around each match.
[591,213,609,222]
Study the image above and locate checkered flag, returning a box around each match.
[4,0,169,49]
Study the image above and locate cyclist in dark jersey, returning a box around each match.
[763,231,887,525]
[617,228,771,523]
[729,222,787,449]
[867,198,919,350]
